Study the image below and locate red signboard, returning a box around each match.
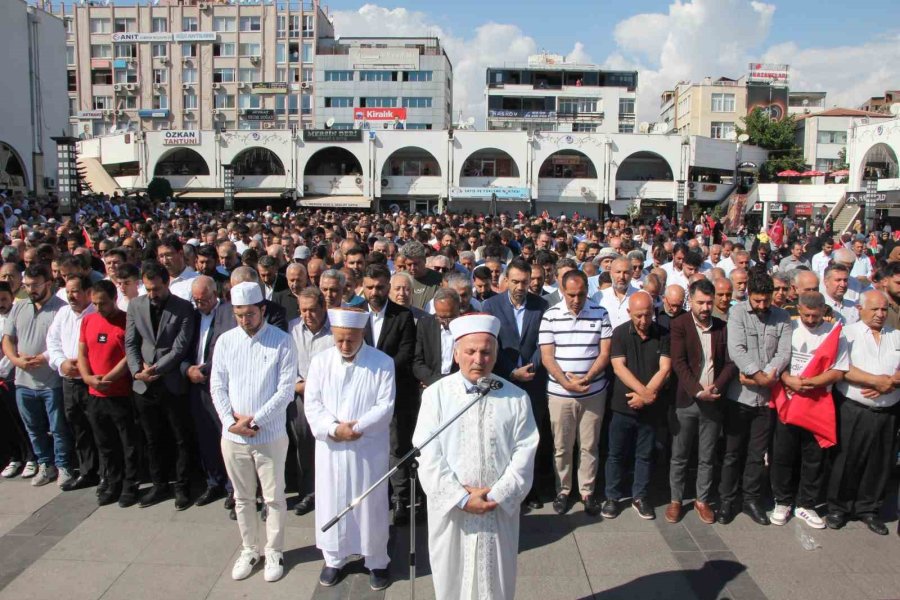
[353,107,407,121]
[793,203,813,216]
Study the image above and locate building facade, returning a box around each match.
[485,54,637,134]
[662,77,748,139]
[0,0,68,194]
[859,90,900,115]
[314,37,452,131]
[795,108,891,173]
[787,91,827,117]
[57,0,333,137]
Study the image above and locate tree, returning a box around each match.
[736,108,805,181]
[147,176,173,201]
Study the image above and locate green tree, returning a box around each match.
[147,176,173,201]
[736,108,805,181]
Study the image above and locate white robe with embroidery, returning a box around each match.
[413,372,538,600]
[305,344,395,559]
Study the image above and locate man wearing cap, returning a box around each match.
[414,313,539,600]
[305,308,395,591]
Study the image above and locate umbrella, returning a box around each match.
[829,169,849,177]
[777,169,802,177]
[800,170,827,177]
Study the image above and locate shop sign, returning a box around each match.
[162,130,200,145]
[303,129,362,143]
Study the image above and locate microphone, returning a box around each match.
[476,377,504,393]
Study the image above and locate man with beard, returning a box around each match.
[656,285,685,330]
[730,268,749,303]
[195,244,229,296]
[398,241,442,309]
[361,263,417,525]
[597,257,639,329]
[883,261,900,329]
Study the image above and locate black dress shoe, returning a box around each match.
[552,494,570,515]
[98,485,122,506]
[174,489,192,511]
[319,566,342,587]
[632,498,656,520]
[139,485,171,508]
[824,512,846,530]
[717,502,735,525]
[224,493,235,510]
[600,499,620,519]
[525,498,544,510]
[583,496,603,517]
[194,486,225,507]
[392,500,409,526]
[229,507,237,520]
[96,478,108,497]
[743,500,770,526]
[369,568,391,591]
[861,515,889,536]
[62,473,100,492]
[294,495,315,516]
[118,486,139,508]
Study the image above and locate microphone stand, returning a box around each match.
[321,380,494,600]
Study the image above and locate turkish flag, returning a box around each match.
[82,226,93,249]
[770,323,842,448]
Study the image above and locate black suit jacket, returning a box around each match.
[273,289,299,323]
[412,315,458,387]
[669,312,737,409]
[125,294,196,396]
[207,299,288,372]
[364,300,417,410]
[268,274,288,296]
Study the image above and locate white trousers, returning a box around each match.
[322,548,390,571]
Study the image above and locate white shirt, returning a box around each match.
[596,284,639,329]
[46,303,96,378]
[0,312,13,379]
[788,320,849,390]
[823,293,860,325]
[717,256,735,277]
[210,321,297,445]
[835,321,900,408]
[439,324,454,375]
[168,266,199,302]
[811,251,832,280]
[368,303,386,345]
[662,261,689,291]
[195,302,218,364]
[849,254,872,279]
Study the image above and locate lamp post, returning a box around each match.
[222,163,234,211]
[864,178,878,233]
[51,136,80,216]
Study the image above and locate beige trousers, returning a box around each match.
[548,390,608,497]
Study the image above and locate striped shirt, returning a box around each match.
[539,299,613,398]
[210,321,297,445]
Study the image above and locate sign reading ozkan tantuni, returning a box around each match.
[162,130,201,145]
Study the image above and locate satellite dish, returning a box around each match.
[325,117,335,129]
[738,133,750,143]
[638,121,650,134]
[466,117,476,128]
[890,103,900,116]
[656,122,671,134]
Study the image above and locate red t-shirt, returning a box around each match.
[80,312,131,397]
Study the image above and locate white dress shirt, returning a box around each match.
[810,251,832,280]
[662,261,690,291]
[46,303,96,378]
[836,321,900,408]
[440,324,454,375]
[369,303,387,345]
[596,284,639,329]
[168,266,199,302]
[0,312,13,379]
[823,293,860,325]
[850,255,872,279]
[195,302,218,364]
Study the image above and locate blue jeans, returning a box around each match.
[16,387,73,469]
[605,411,656,501]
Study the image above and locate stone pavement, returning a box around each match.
[0,477,897,600]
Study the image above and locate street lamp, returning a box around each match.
[51,136,80,216]
[222,163,234,211]
[864,178,878,233]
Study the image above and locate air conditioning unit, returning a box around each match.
[125,57,135,64]
[212,82,222,90]
[160,57,170,65]
[303,184,310,192]
[199,2,211,10]
[114,83,124,92]
[114,110,124,116]
[182,83,191,90]
[182,56,192,64]
[381,178,389,188]
[300,81,310,90]
[125,83,136,92]
[103,109,113,116]
[212,109,221,116]
[240,82,251,89]
[250,56,260,65]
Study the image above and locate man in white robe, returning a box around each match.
[304,308,395,591]
[414,313,539,600]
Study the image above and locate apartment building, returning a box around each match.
[787,91,827,117]
[662,77,748,139]
[859,90,900,115]
[794,108,891,172]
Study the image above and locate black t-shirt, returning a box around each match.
[609,321,670,420]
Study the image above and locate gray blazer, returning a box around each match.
[725,301,792,407]
[125,294,196,395]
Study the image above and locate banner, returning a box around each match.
[137,109,169,119]
[112,32,172,43]
[162,130,200,146]
[303,129,362,143]
[172,32,217,42]
[251,82,289,95]
[242,109,275,121]
[450,186,530,201]
[353,107,407,130]
[748,63,790,85]
[747,83,788,121]
[488,109,557,120]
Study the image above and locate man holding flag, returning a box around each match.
[769,292,848,529]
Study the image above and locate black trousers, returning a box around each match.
[86,395,140,489]
[134,385,193,491]
[62,378,100,478]
[719,402,772,504]
[827,397,897,518]
[529,396,555,500]
[0,380,35,464]
[770,418,824,509]
[188,384,230,491]
[390,408,417,503]
[286,396,315,500]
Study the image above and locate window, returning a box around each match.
[402,97,432,108]
[572,123,598,132]
[361,97,396,108]
[275,95,299,115]
[288,15,301,38]
[287,67,301,83]
[239,120,262,131]
[276,43,287,63]
[114,18,135,33]
[404,70,433,82]
[302,43,313,63]
[817,130,848,144]
[239,68,261,83]
[214,93,235,109]
[64,18,74,36]
[153,94,168,110]
[114,69,138,84]
[68,97,77,116]
[238,94,261,109]
[114,44,137,59]
[66,46,75,66]
[240,16,261,32]
[183,92,198,110]
[92,95,112,110]
[90,18,110,34]
[816,158,839,172]
[213,68,236,83]
[239,43,261,57]
[182,43,198,58]
[302,68,313,83]
[618,123,634,134]
[181,68,197,84]
[91,70,112,85]
[213,43,236,57]
[153,69,168,84]
[302,15,314,37]
[90,44,112,59]
[558,98,599,114]
[711,93,736,112]
[276,16,287,37]
[359,70,393,82]
[151,17,167,33]
[183,118,197,131]
[710,121,736,139]
[618,98,635,115]
[67,70,77,92]
[324,97,354,108]
[301,94,311,114]
[324,70,354,82]
[288,42,300,62]
[122,96,137,109]
[276,68,287,82]
[406,123,432,130]
[213,17,236,32]
[182,17,198,32]
[151,44,167,58]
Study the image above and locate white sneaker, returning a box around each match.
[1,461,22,478]
[20,461,38,478]
[31,464,58,487]
[57,467,75,489]
[794,506,825,529]
[231,548,260,581]
[264,550,284,582]
[771,504,791,526]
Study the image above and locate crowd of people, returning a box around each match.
[0,189,898,596]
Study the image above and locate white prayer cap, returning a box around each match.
[231,282,263,306]
[449,313,501,342]
[328,308,369,329]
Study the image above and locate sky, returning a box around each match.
[324,0,900,123]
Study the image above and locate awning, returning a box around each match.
[235,191,287,199]
[174,191,222,199]
[173,191,286,200]
[299,195,371,208]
